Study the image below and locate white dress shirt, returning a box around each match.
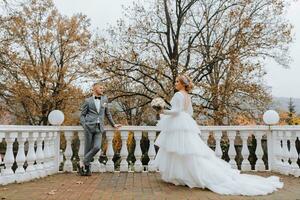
[93,95,101,123]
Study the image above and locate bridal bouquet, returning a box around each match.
[151,97,165,111]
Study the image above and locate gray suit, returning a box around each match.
[80,95,116,166]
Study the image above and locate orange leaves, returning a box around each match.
[0,0,93,125]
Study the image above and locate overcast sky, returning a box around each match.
[54,0,300,98]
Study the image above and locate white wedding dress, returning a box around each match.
[153,91,283,196]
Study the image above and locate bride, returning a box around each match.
[153,75,283,196]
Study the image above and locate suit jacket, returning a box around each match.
[80,95,115,133]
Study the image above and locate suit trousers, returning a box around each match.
[83,123,102,166]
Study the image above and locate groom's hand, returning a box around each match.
[114,124,122,129]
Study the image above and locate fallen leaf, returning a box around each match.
[47,189,57,195]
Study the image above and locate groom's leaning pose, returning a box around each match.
[78,82,121,176]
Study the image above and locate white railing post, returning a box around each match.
[120,131,129,172]
[134,131,143,172]
[267,128,275,171]
[49,132,57,175]
[241,131,251,171]
[273,131,283,173]
[228,131,237,168]
[63,131,74,172]
[53,131,60,173]
[201,130,209,145]
[277,131,285,173]
[2,132,17,184]
[287,131,299,176]
[214,131,223,158]
[15,132,27,183]
[254,131,265,171]
[105,131,115,172]
[281,131,290,175]
[91,148,101,172]
[35,132,46,178]
[148,131,157,172]
[43,132,51,175]
[26,132,38,179]
[78,131,85,168]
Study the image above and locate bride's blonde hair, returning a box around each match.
[177,74,194,93]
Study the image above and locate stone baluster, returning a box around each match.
[227,131,237,169]
[287,131,299,177]
[63,131,74,172]
[78,131,85,171]
[281,131,290,175]
[214,131,223,158]
[134,131,143,172]
[26,132,38,179]
[254,131,265,171]
[241,131,251,171]
[120,131,129,172]
[147,131,157,172]
[43,132,51,175]
[35,132,46,178]
[273,131,283,173]
[91,148,101,172]
[277,131,285,173]
[105,131,115,172]
[201,130,209,145]
[2,132,17,184]
[49,132,57,174]
[15,132,27,183]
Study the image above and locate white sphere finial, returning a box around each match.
[263,110,280,125]
[48,110,65,125]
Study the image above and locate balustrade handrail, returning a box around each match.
[1,124,300,132]
[0,125,299,186]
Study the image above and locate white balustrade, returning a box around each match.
[43,132,50,175]
[147,131,157,172]
[227,131,237,169]
[63,131,74,172]
[120,131,129,172]
[91,148,101,172]
[2,132,17,184]
[286,131,299,176]
[105,130,115,172]
[78,131,85,167]
[200,130,209,145]
[15,132,27,182]
[35,132,46,178]
[281,131,290,175]
[214,131,223,158]
[274,131,284,173]
[26,132,38,179]
[0,125,299,186]
[240,131,251,171]
[254,131,265,171]
[133,131,143,172]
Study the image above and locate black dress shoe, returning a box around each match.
[77,163,85,176]
[84,165,92,176]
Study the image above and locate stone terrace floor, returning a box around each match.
[0,172,300,200]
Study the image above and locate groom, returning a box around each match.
[79,82,121,176]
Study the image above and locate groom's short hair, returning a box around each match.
[93,82,103,87]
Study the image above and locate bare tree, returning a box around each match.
[95,0,292,125]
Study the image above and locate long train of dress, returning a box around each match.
[153,92,283,196]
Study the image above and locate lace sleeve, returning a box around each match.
[163,92,183,116]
